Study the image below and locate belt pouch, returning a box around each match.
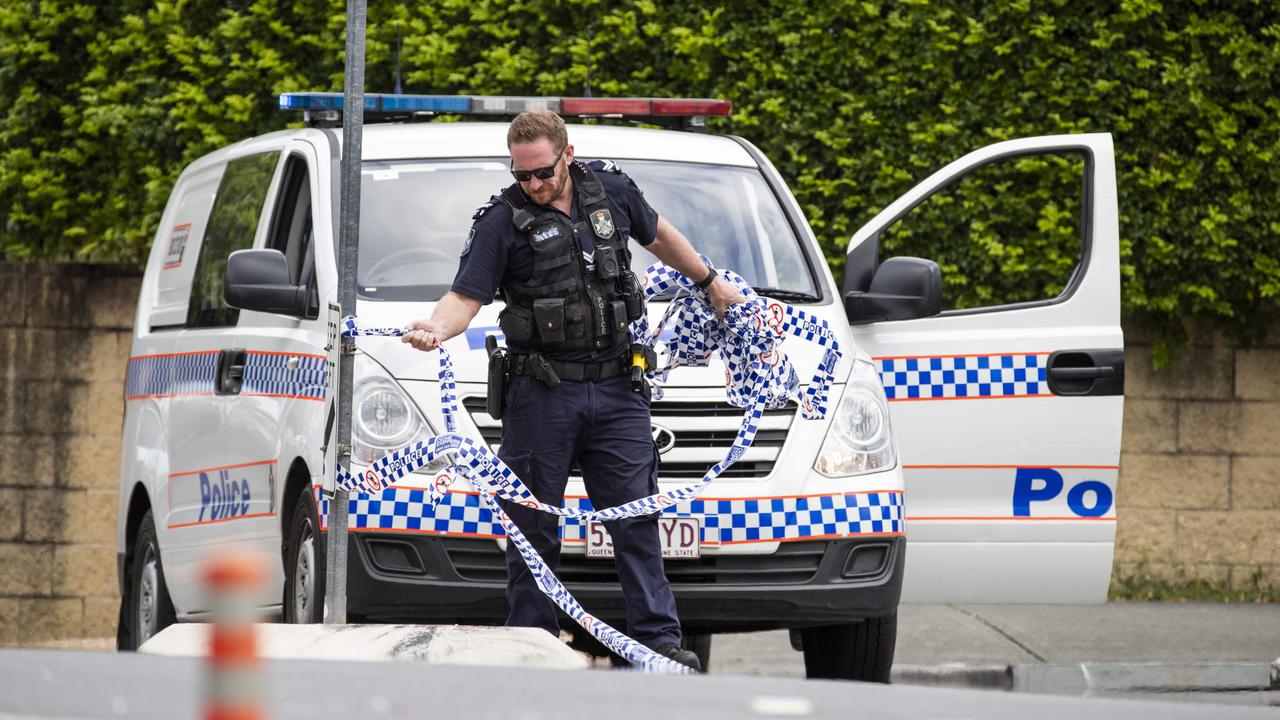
[621,271,644,321]
[532,298,567,343]
[485,338,509,420]
[498,305,535,343]
[608,300,629,344]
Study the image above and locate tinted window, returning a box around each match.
[266,154,314,287]
[187,152,280,327]
[624,160,816,298]
[878,152,1085,311]
[356,158,816,301]
[358,161,504,301]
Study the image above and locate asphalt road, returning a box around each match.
[712,603,1280,706]
[1,648,1276,720]
[715,602,1280,675]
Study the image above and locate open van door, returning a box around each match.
[845,134,1123,603]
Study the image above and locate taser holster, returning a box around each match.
[485,335,510,420]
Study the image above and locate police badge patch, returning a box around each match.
[461,227,475,257]
[590,209,615,239]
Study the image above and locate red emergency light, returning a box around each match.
[560,97,732,118]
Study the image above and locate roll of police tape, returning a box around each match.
[633,260,841,419]
[333,262,842,672]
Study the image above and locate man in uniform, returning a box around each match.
[402,109,743,671]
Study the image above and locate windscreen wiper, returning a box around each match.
[650,285,819,303]
[648,288,686,300]
[750,287,820,303]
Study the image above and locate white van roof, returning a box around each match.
[351,122,758,167]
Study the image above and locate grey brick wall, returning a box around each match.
[1115,327,1280,591]
[0,263,138,645]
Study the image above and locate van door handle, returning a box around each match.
[1046,349,1124,396]
[1049,366,1115,380]
[216,348,247,396]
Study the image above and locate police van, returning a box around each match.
[115,93,1124,681]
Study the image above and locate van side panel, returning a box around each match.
[117,160,226,613]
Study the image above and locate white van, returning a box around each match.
[116,94,1124,681]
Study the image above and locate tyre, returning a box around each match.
[122,510,177,650]
[800,612,897,683]
[681,633,712,672]
[284,489,325,623]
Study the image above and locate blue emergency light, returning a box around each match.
[279,92,471,113]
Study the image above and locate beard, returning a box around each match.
[527,170,569,206]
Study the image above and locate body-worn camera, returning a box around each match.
[594,243,620,280]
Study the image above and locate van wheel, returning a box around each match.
[681,633,712,672]
[800,612,897,683]
[126,510,177,650]
[284,490,325,623]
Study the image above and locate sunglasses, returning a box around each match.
[510,147,565,182]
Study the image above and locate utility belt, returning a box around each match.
[485,340,656,420]
[511,353,629,383]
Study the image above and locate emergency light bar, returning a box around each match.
[278,92,470,113]
[278,92,731,129]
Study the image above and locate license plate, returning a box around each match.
[585,517,701,559]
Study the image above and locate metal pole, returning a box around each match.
[325,0,367,625]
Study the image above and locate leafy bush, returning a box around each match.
[2,1,1276,353]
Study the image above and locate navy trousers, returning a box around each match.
[496,373,682,649]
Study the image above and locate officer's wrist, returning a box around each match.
[695,267,717,290]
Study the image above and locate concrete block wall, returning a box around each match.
[0,262,1275,644]
[0,263,139,645]
[1114,331,1280,592]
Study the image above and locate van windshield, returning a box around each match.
[358,158,818,301]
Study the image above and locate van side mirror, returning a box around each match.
[224,249,317,319]
[843,256,942,324]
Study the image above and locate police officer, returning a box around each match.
[402,109,744,671]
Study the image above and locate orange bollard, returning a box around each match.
[202,553,267,720]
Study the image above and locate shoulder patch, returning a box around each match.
[460,227,475,257]
[472,194,502,221]
[589,159,622,174]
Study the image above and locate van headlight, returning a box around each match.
[814,360,897,477]
[352,354,449,473]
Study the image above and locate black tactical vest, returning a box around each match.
[496,162,645,353]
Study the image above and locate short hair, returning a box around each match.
[506,108,568,152]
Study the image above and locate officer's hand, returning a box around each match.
[707,279,747,318]
[402,319,441,352]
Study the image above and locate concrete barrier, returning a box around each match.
[1010,662,1276,694]
[140,623,589,670]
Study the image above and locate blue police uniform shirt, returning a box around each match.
[451,159,660,363]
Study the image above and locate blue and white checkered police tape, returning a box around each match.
[633,260,840,419]
[333,262,842,672]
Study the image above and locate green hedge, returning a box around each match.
[2,1,1277,355]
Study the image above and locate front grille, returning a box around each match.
[461,395,796,480]
[444,537,827,585]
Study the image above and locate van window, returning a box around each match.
[147,165,222,329]
[877,151,1086,311]
[624,160,815,298]
[355,158,816,301]
[266,154,315,288]
[186,152,281,327]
